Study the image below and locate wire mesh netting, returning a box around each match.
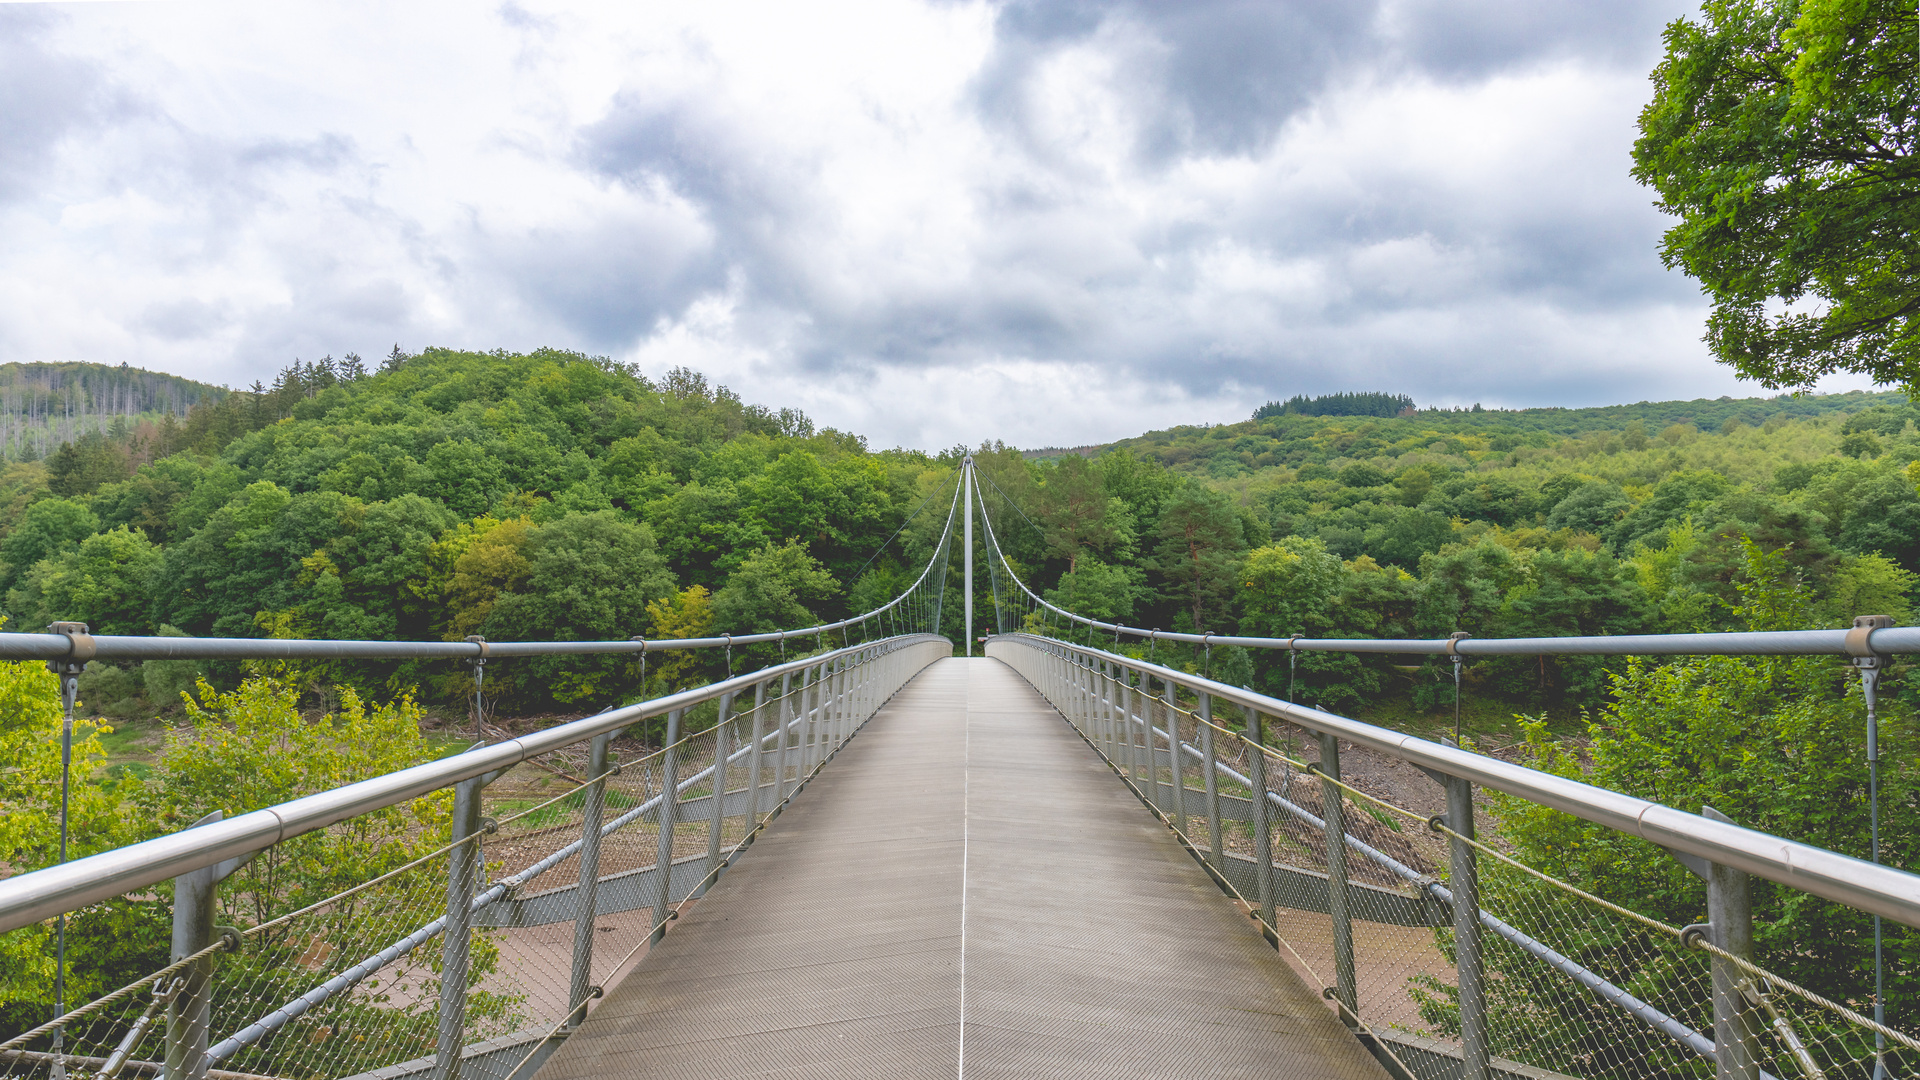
[1018,645,1920,1080]
[0,642,941,1080]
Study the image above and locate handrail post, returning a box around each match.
[1162,675,1187,835]
[1081,653,1095,742]
[775,671,793,802]
[1086,653,1098,738]
[799,666,818,778]
[1318,731,1358,1025]
[832,656,847,748]
[434,774,487,1080]
[567,731,613,1030]
[165,811,235,1080]
[1199,690,1222,871]
[1246,713,1276,934]
[1088,654,1103,748]
[650,708,682,944]
[697,693,732,898]
[1074,651,1087,730]
[747,679,767,821]
[1444,761,1489,1080]
[1705,805,1759,1080]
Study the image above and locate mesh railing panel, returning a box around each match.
[0,640,946,1080]
[1005,640,1920,1080]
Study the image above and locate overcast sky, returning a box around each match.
[0,0,1878,450]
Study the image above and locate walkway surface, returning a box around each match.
[534,656,1388,1079]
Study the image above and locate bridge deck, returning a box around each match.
[534,657,1388,1079]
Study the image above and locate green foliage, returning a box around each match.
[1632,0,1920,389]
[0,498,99,597]
[1043,555,1140,624]
[484,512,676,703]
[1487,541,1920,1050]
[711,541,839,668]
[1152,482,1247,632]
[0,655,150,1031]
[1253,392,1416,419]
[137,678,514,1078]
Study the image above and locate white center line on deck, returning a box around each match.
[956,662,971,1079]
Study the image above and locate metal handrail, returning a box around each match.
[987,633,1920,931]
[0,634,949,935]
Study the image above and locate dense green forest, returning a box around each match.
[0,361,223,464]
[977,387,1920,717]
[0,349,969,713]
[2,350,1917,723]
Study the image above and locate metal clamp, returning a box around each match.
[1847,615,1892,669]
[46,621,93,675]
[215,925,244,954]
[1679,922,1712,950]
[464,634,490,660]
[1446,631,1470,659]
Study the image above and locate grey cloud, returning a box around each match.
[1383,0,1696,79]
[137,299,230,342]
[0,8,113,204]
[981,0,1383,164]
[483,216,724,350]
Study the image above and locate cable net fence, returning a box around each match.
[998,639,1919,1080]
[0,639,945,1080]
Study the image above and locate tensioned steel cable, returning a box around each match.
[846,470,961,586]
[969,482,1920,659]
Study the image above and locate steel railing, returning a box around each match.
[988,632,1919,1080]
[0,634,951,1080]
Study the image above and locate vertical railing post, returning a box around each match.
[1070,651,1083,730]
[1199,690,1223,871]
[567,731,613,1030]
[861,649,873,722]
[1082,653,1097,745]
[775,671,794,803]
[1084,653,1096,737]
[1704,805,1759,1080]
[434,775,487,1080]
[1444,761,1488,1080]
[650,708,682,944]
[698,693,732,898]
[1090,653,1105,745]
[825,656,840,752]
[797,666,816,779]
[164,811,230,1080]
[817,657,833,764]
[824,656,837,757]
[1317,731,1358,1025]
[1087,654,1103,748]
[1162,676,1187,835]
[747,679,767,821]
[1245,713,1276,934]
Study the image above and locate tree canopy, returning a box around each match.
[1633,0,1920,388]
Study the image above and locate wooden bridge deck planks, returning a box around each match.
[533,657,1390,1080]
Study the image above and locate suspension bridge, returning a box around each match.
[0,457,1916,1080]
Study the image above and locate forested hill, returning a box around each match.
[966,385,1920,720]
[1107,389,1909,478]
[0,348,958,713]
[0,361,225,463]
[10,349,1920,725]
